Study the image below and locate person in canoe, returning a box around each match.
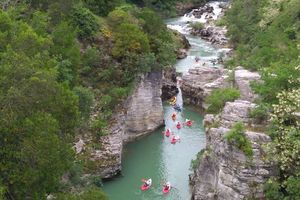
[185,119,193,127]
[171,135,180,144]
[163,182,171,194]
[164,128,171,137]
[141,178,152,191]
[169,96,176,105]
[171,113,177,121]
[176,121,181,129]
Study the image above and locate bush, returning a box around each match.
[205,88,240,114]
[71,4,99,39]
[264,178,284,200]
[190,149,209,170]
[112,23,150,58]
[224,122,253,158]
[91,118,108,139]
[249,104,270,123]
[109,87,128,106]
[189,22,204,30]
[73,86,94,120]
[56,187,108,200]
[83,0,125,16]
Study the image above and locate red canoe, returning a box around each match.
[171,138,177,144]
[186,121,193,127]
[162,187,171,194]
[176,124,181,129]
[140,184,151,191]
[165,131,170,137]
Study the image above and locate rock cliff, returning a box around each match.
[79,71,164,179]
[191,68,275,200]
[124,71,164,142]
[181,66,230,107]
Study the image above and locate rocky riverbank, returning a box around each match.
[190,68,276,200]
[188,2,230,47]
[181,66,230,108]
[74,71,165,179]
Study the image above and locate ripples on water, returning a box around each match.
[103,1,230,199]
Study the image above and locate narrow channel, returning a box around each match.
[103,1,227,199]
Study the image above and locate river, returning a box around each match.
[103,1,227,199]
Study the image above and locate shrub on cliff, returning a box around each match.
[190,22,204,31]
[205,88,240,114]
[224,122,253,158]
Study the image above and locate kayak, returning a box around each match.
[162,186,171,194]
[140,184,151,191]
[176,124,181,129]
[186,121,193,127]
[165,131,171,137]
[171,139,177,144]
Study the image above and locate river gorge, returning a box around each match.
[102,1,230,199]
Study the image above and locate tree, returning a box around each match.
[70,4,99,39]
[112,23,150,58]
[83,0,125,16]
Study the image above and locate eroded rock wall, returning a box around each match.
[181,66,230,107]
[191,68,275,200]
[84,71,164,178]
[124,71,164,142]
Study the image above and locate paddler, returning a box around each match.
[143,178,152,187]
[185,119,193,126]
[163,182,171,191]
[176,121,181,129]
[171,113,177,121]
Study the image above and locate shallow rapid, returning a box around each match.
[103,1,227,199]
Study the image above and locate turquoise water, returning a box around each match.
[103,104,205,200]
[102,6,228,199]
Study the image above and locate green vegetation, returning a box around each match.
[224,122,253,158]
[190,148,211,170]
[224,0,300,198]
[249,104,270,124]
[0,0,190,198]
[189,22,204,30]
[205,88,240,114]
[128,0,208,17]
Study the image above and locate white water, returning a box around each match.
[166,1,230,74]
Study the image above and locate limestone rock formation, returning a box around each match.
[181,66,230,107]
[191,67,275,200]
[191,100,275,200]
[172,30,191,59]
[124,71,164,142]
[234,67,261,101]
[162,66,179,101]
[91,112,125,178]
[87,71,164,178]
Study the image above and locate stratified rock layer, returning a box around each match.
[124,72,164,142]
[191,68,275,200]
[234,67,261,102]
[88,72,164,178]
[181,66,230,107]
